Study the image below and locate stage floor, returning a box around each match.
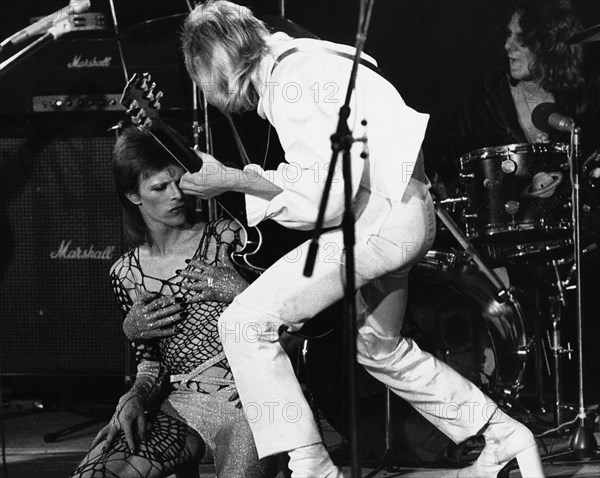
[1,401,599,478]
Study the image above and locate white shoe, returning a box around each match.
[458,409,545,477]
[288,443,344,478]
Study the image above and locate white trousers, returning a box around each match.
[219,180,496,458]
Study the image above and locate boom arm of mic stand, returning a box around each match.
[0,33,54,77]
[0,18,73,77]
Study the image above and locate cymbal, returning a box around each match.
[566,23,600,44]
[118,13,187,41]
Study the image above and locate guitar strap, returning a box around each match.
[271,46,385,78]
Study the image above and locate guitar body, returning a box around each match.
[232,220,314,272]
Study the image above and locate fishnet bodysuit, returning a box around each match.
[112,219,242,385]
[70,219,246,478]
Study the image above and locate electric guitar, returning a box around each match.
[120,72,311,273]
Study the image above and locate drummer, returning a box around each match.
[429,0,600,200]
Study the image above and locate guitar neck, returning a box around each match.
[149,119,203,173]
[148,118,249,225]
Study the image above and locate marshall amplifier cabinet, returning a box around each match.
[0,130,128,375]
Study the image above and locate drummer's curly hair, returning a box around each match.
[507,0,583,95]
[181,0,269,114]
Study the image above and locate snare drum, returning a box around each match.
[460,143,571,244]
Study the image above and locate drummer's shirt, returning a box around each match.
[243,32,430,231]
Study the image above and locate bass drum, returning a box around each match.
[303,250,529,463]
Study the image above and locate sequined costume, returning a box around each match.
[72,219,274,478]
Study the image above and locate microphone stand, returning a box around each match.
[542,126,600,463]
[0,18,73,77]
[303,2,374,477]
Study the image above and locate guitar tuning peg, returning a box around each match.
[141,73,152,89]
[125,98,140,115]
[146,81,157,101]
[154,91,163,110]
[133,110,146,125]
[142,117,153,130]
[125,105,136,116]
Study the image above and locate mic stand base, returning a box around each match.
[541,417,600,463]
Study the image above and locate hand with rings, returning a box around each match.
[123,290,187,341]
[178,259,249,303]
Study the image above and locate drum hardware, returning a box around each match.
[504,200,519,215]
[501,159,517,174]
[558,242,598,290]
[538,244,596,432]
[438,197,468,206]
[480,238,573,263]
[546,294,574,428]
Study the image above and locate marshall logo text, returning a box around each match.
[67,55,112,68]
[50,240,116,260]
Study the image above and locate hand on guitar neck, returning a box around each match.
[120,72,303,274]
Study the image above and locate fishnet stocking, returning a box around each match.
[71,410,203,478]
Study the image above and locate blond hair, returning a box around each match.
[182,0,269,114]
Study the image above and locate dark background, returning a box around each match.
[1,0,599,432]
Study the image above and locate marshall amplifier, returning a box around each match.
[0,33,192,116]
[0,129,128,375]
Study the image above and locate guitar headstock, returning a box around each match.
[120,72,164,131]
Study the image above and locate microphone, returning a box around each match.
[1,1,91,47]
[531,102,575,133]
